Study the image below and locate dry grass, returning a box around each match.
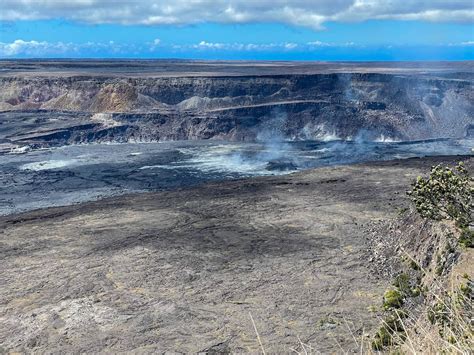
[272,250,472,354]
[386,250,473,354]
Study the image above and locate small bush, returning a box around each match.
[428,301,449,325]
[427,280,472,346]
[371,312,407,350]
[383,289,404,310]
[393,273,411,295]
[372,326,393,350]
[459,280,472,298]
[408,162,473,226]
[459,227,474,248]
[409,259,421,270]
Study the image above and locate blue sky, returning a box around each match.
[0,1,473,60]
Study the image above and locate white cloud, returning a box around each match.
[14,39,339,54]
[284,43,298,50]
[0,39,132,56]
[148,38,161,51]
[1,37,471,57]
[190,41,301,51]
[448,41,474,46]
[307,41,330,47]
[307,41,356,47]
[194,41,226,49]
[0,39,76,56]
[0,1,472,30]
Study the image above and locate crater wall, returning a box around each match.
[0,65,473,147]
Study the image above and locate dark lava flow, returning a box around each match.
[0,138,472,215]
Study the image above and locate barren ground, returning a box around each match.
[0,155,472,353]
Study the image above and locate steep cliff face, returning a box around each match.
[0,71,472,147]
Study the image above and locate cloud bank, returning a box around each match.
[1,38,472,59]
[1,1,473,29]
[0,39,340,56]
[0,39,129,56]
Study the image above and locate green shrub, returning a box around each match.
[428,301,448,325]
[459,280,472,298]
[408,162,473,226]
[383,289,404,310]
[372,326,393,350]
[459,227,474,248]
[371,312,407,350]
[392,273,411,295]
[428,282,472,344]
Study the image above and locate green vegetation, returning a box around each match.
[427,279,472,344]
[373,162,473,352]
[374,269,423,349]
[371,311,407,350]
[459,227,474,248]
[408,162,472,227]
[428,300,448,325]
[373,286,410,350]
[383,289,404,310]
[459,281,471,297]
[317,315,339,329]
[392,273,411,295]
[372,325,393,350]
[401,254,422,271]
[392,272,422,298]
[396,206,409,216]
[409,259,421,271]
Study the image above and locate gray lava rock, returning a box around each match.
[266,159,298,171]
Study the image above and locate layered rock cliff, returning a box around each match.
[0,62,473,148]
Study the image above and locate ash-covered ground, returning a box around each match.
[1,155,472,353]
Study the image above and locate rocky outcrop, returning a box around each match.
[0,66,473,147]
